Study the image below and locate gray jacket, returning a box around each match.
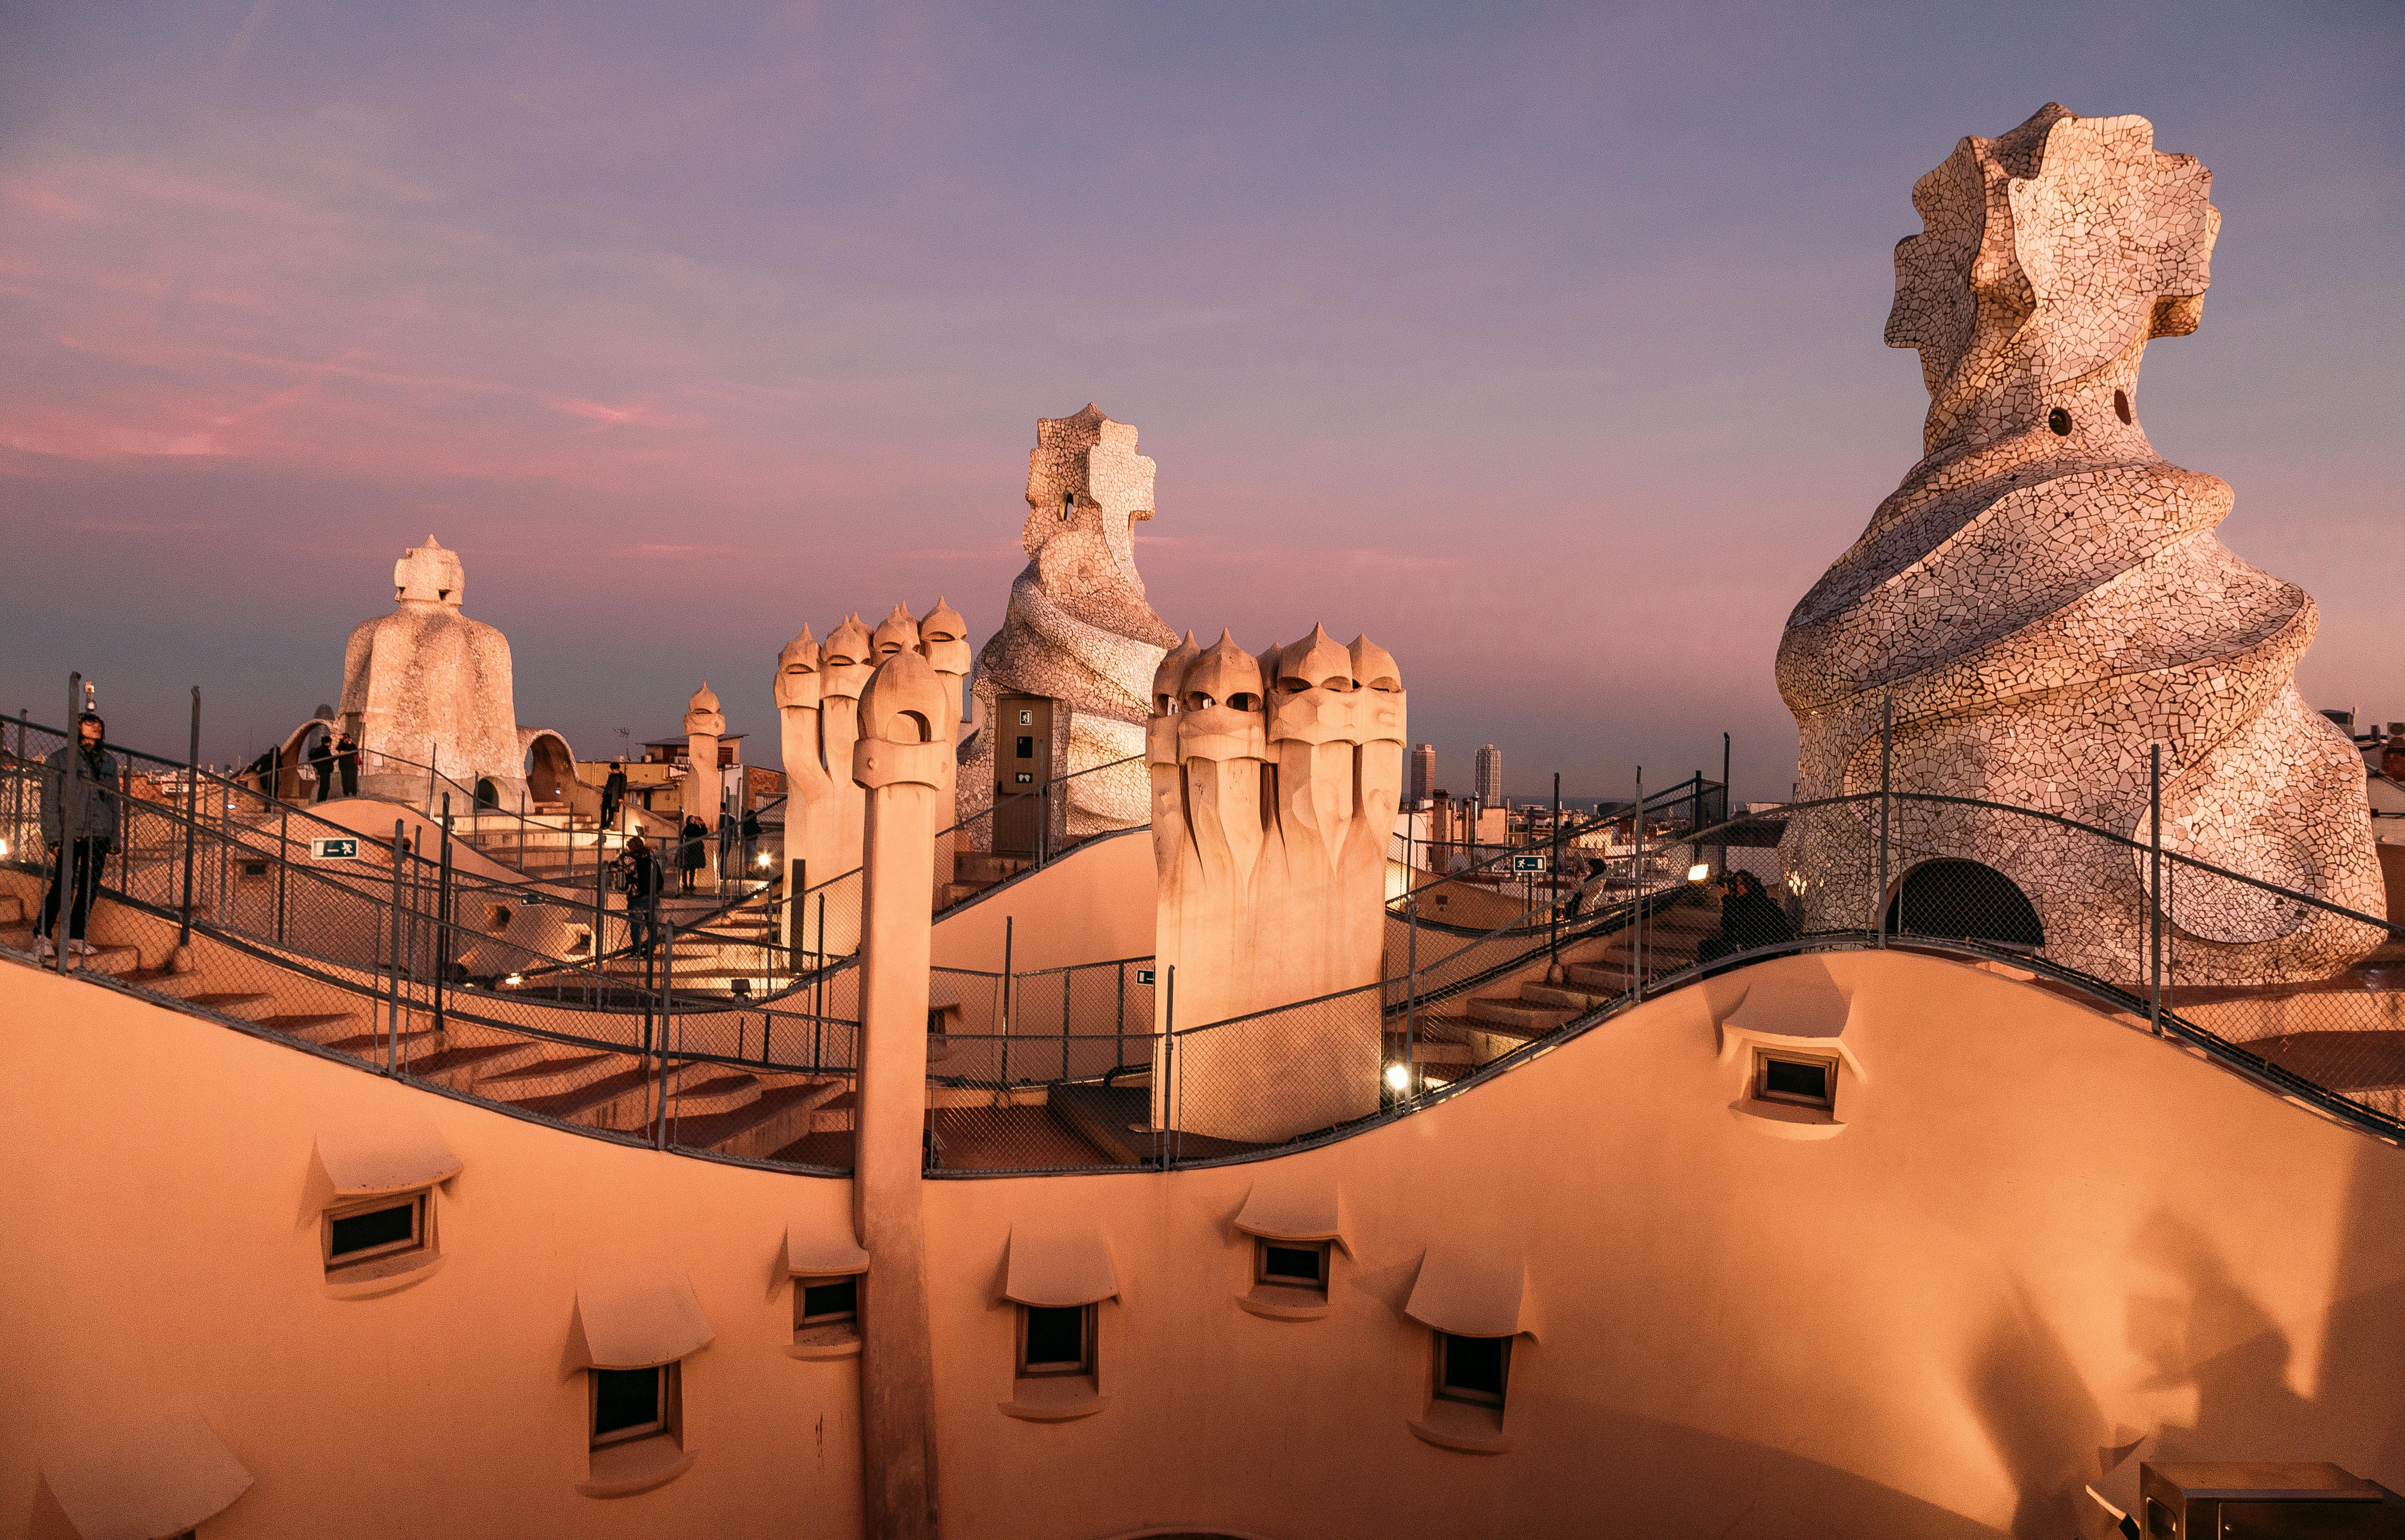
[39,743,121,847]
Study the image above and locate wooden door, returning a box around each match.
[994,694,1053,858]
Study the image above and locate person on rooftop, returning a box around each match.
[618,834,661,958]
[38,712,119,963]
[334,730,360,798]
[740,805,761,879]
[308,731,337,804]
[677,811,709,894]
[599,760,627,832]
[1697,868,1796,970]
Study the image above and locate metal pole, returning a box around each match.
[1549,771,1562,974]
[1632,766,1644,1002]
[434,795,452,1046]
[2149,743,2164,1036]
[389,819,406,1074]
[276,805,289,945]
[657,916,675,1149]
[1877,695,1893,947]
[1163,963,1176,1171]
[1719,731,1731,880]
[1001,914,1014,1088]
[54,672,82,973]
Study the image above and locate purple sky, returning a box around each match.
[3,1,2398,801]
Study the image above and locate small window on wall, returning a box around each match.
[1256,1238,1330,1295]
[797,1276,857,1330]
[591,1363,678,1449]
[1753,1051,1835,1113]
[1018,1304,1094,1378]
[324,1192,429,1275]
[1435,1332,1510,1408]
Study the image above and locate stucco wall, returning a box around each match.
[930,829,1154,974]
[3,949,2400,1539]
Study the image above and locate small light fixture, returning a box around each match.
[0,837,10,858]
[504,972,523,986]
[755,853,770,868]
[1384,1062,1412,1092]
[1687,863,1711,882]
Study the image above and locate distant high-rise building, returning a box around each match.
[1475,744,1503,806]
[1409,744,1435,807]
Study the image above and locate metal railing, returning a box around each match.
[8,698,2399,1181]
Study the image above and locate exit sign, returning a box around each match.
[310,837,360,860]
[1512,854,1545,872]
[1136,968,1156,986]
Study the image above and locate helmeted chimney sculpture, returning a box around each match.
[1777,105,2383,983]
[776,602,971,955]
[958,405,1177,845]
[1148,625,1406,1141]
[337,536,526,806]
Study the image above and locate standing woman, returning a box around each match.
[677,812,709,895]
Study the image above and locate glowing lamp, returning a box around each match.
[1687,863,1712,882]
[1384,1062,1412,1092]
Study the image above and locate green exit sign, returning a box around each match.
[310,837,359,860]
[1136,968,1156,986]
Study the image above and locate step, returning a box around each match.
[179,989,274,1015]
[683,1080,847,1161]
[0,895,20,926]
[1465,997,1576,1034]
[1515,983,1606,1012]
[506,1065,654,1127]
[256,1011,362,1038]
[663,1072,763,1118]
[319,1028,441,1062]
[1047,1082,1159,1167]
[407,1039,550,1092]
[478,1051,624,1101]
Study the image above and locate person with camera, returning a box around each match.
[618,834,663,959]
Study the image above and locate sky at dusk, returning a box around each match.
[3,1,2399,801]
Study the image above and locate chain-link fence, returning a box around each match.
[10,707,2401,1177]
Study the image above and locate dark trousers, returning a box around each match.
[599,796,621,830]
[41,838,104,942]
[627,902,656,957]
[313,764,334,802]
[339,760,358,797]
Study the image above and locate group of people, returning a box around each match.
[242,729,359,804]
[604,801,766,961]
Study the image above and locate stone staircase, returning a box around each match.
[0,873,853,1162]
[1412,889,1725,1076]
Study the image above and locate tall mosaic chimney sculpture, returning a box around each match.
[958,405,1177,844]
[776,602,971,953]
[1148,626,1406,1140]
[1777,105,2383,983]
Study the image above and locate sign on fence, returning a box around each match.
[1136,968,1156,985]
[1511,853,1546,872]
[310,837,360,860]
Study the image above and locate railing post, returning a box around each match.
[1000,914,1014,1088]
[657,916,675,1150]
[1877,695,1893,947]
[433,795,452,1045]
[1549,770,1562,975]
[55,672,80,974]
[388,818,406,1074]
[2150,743,2164,1036]
[276,805,289,945]
[1632,767,1644,1002]
[1163,964,1176,1171]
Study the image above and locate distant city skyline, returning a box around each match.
[3,2,2397,802]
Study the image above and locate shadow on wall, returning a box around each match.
[1969,1150,2405,1536]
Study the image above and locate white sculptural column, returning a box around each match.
[849,649,949,1540]
[682,683,725,892]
